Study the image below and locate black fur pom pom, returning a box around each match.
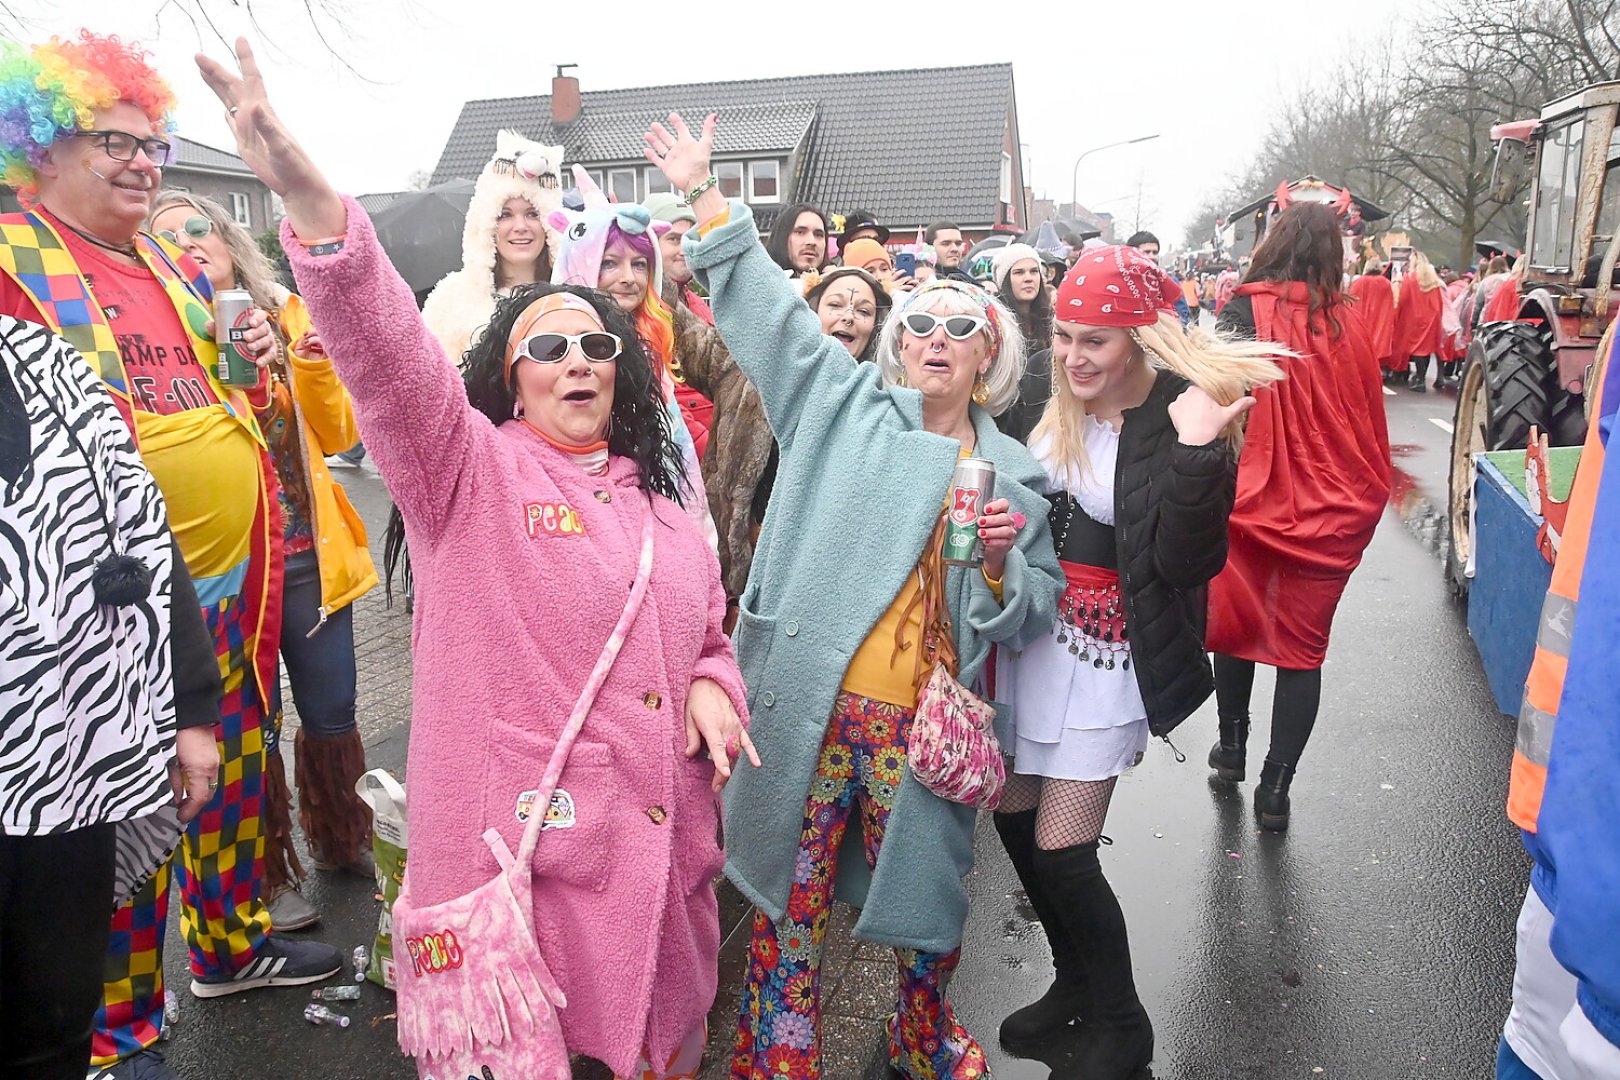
[91,554,152,607]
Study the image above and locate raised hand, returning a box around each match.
[643,112,717,196]
[1167,385,1257,446]
[195,38,345,239]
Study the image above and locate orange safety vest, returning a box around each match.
[1509,324,1615,831]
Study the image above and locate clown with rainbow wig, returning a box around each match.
[0,29,347,1080]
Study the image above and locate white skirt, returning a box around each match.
[1012,718,1148,781]
[998,620,1149,782]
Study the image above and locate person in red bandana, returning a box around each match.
[1205,203,1392,832]
[993,245,1281,1078]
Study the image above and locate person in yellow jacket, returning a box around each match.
[151,192,378,931]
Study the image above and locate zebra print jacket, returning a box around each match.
[0,317,216,838]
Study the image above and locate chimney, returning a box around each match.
[552,64,580,125]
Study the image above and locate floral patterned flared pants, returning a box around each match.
[731,691,988,1080]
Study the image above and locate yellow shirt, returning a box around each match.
[841,449,1003,707]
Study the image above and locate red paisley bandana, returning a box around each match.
[1056,245,1181,327]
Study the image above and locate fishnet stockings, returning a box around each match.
[998,772,1119,849]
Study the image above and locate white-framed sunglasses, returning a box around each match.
[901,311,989,340]
[513,330,623,365]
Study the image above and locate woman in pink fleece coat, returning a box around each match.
[197,42,755,1080]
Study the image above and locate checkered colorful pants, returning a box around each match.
[731,692,989,1080]
[91,596,273,1065]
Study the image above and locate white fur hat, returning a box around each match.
[459,130,566,290]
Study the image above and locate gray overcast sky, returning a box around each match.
[49,0,1411,245]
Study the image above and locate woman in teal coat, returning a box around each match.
[647,114,1062,1080]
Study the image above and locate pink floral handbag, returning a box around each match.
[391,504,654,1079]
[903,513,1006,811]
[908,660,1005,811]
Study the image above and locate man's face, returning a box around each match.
[933,229,966,269]
[1135,241,1160,263]
[37,102,164,242]
[789,211,826,271]
[660,219,694,285]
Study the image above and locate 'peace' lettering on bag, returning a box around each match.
[403,929,465,976]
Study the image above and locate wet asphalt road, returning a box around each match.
[149,380,1531,1079]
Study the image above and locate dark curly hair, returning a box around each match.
[383,282,684,600]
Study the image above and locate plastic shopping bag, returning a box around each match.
[356,768,407,989]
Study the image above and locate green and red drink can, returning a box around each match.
[942,457,996,566]
[212,288,259,387]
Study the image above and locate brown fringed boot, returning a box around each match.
[263,746,319,930]
[295,727,374,878]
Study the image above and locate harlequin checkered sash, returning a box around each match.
[0,212,259,445]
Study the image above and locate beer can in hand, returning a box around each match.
[212,289,259,387]
[942,457,996,566]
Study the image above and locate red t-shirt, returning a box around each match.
[0,210,219,416]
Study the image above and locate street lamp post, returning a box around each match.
[1070,134,1161,216]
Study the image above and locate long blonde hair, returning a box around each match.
[1408,250,1442,292]
[1030,310,1285,482]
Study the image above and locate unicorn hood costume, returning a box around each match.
[422,131,564,364]
[549,170,717,551]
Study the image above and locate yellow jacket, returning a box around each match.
[275,291,379,622]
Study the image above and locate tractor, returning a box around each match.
[1446,80,1620,596]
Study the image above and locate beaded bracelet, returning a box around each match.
[682,175,719,201]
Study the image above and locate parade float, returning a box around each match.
[1447,80,1620,714]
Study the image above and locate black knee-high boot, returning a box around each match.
[1034,842,1153,1078]
[993,810,1090,1048]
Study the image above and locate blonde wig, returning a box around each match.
[874,281,1026,416]
[1031,310,1286,483]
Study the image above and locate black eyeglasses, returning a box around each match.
[901,312,988,340]
[514,331,623,365]
[77,130,173,166]
[157,215,212,246]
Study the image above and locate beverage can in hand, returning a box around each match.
[942,458,996,566]
[212,289,259,387]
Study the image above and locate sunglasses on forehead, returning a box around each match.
[156,215,212,246]
[901,311,988,340]
[514,331,623,365]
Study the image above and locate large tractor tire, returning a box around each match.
[1444,322,1554,599]
[1548,378,1590,446]
[1479,321,1553,449]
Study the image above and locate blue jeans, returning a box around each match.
[271,548,357,738]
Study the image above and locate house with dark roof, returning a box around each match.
[161,136,279,235]
[431,64,1027,239]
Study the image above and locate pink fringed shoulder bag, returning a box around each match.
[390,501,655,1079]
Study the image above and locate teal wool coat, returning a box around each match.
[685,204,1063,953]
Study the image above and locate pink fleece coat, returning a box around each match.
[284,198,747,1078]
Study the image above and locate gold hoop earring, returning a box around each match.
[972,379,991,405]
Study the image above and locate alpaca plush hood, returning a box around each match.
[421,130,565,363]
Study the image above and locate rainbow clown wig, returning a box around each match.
[0,30,176,202]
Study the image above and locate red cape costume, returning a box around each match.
[1207,282,1392,669]
[1390,279,1445,370]
[1483,275,1521,322]
[1349,274,1395,369]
